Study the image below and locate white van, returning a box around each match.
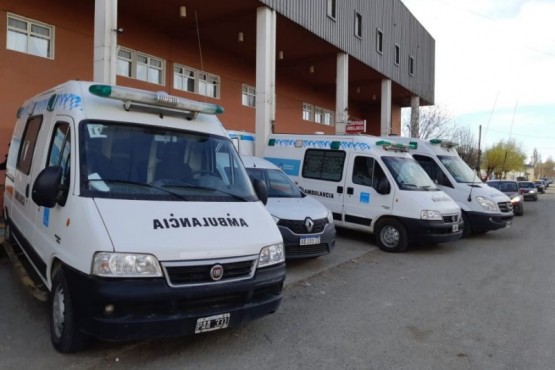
[393,137,513,235]
[241,155,336,259]
[2,81,285,353]
[263,134,463,253]
[228,130,255,156]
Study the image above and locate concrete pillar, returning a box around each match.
[93,0,118,84]
[335,53,349,135]
[255,6,276,156]
[380,79,392,136]
[410,95,420,137]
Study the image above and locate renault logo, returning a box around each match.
[305,217,314,233]
[210,264,224,281]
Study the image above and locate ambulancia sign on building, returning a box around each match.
[345,120,366,134]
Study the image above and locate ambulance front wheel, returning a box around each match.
[50,268,89,353]
[375,218,408,253]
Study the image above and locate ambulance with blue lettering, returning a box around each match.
[263,134,463,253]
[2,81,285,353]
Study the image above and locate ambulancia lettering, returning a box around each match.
[304,189,334,198]
[153,213,249,230]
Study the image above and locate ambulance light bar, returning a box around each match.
[429,138,458,148]
[375,140,409,152]
[89,84,224,115]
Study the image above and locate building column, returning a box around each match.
[335,52,349,135]
[93,0,118,84]
[380,79,392,136]
[410,95,420,137]
[255,6,276,156]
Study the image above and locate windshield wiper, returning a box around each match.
[87,178,190,201]
[161,183,251,202]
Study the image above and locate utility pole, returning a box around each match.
[476,125,482,178]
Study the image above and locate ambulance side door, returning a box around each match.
[9,115,48,278]
[342,154,394,230]
[33,118,74,275]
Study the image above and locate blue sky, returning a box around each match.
[402,0,555,163]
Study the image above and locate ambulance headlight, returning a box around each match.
[476,196,500,212]
[258,243,285,268]
[92,252,163,277]
[420,210,442,220]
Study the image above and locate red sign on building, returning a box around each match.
[345,120,366,134]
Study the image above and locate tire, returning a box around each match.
[50,268,89,353]
[374,218,408,253]
[461,212,472,237]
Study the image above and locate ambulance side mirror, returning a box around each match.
[32,166,63,208]
[252,178,268,205]
[376,177,391,195]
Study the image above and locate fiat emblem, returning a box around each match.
[305,217,314,233]
[210,264,224,281]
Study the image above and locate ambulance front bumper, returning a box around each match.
[401,217,464,244]
[64,263,285,342]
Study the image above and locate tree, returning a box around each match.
[482,139,527,179]
[402,105,455,139]
[452,125,479,170]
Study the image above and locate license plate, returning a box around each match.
[506,221,511,228]
[195,313,230,333]
[452,224,459,232]
[300,236,320,245]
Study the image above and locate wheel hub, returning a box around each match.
[381,226,400,247]
[52,285,65,338]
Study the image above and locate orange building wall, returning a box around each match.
[0,1,402,213]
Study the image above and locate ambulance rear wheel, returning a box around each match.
[50,268,89,353]
[375,219,408,253]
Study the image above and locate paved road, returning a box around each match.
[1,189,554,369]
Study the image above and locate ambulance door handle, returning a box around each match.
[347,187,354,195]
[25,183,30,198]
[337,186,343,194]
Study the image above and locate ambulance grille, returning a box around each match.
[277,217,328,234]
[498,201,513,213]
[162,256,257,287]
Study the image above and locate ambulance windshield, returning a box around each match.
[79,121,258,202]
[382,156,438,191]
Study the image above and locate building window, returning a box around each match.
[327,0,337,20]
[174,65,196,92]
[303,103,314,121]
[354,12,362,38]
[376,28,383,54]
[394,44,400,66]
[409,55,415,75]
[241,85,256,107]
[173,64,220,99]
[137,53,164,84]
[7,13,54,59]
[315,107,334,126]
[117,47,165,85]
[199,72,220,98]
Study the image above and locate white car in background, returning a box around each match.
[242,156,336,259]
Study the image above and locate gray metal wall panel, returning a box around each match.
[259,0,435,104]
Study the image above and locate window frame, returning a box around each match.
[116,46,166,86]
[376,28,383,54]
[7,13,55,59]
[327,0,337,20]
[394,43,401,66]
[302,103,314,121]
[241,84,256,108]
[354,12,363,39]
[16,115,43,175]
[409,55,415,75]
[302,149,346,182]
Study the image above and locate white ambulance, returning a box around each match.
[393,137,513,236]
[263,134,463,253]
[2,81,285,353]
